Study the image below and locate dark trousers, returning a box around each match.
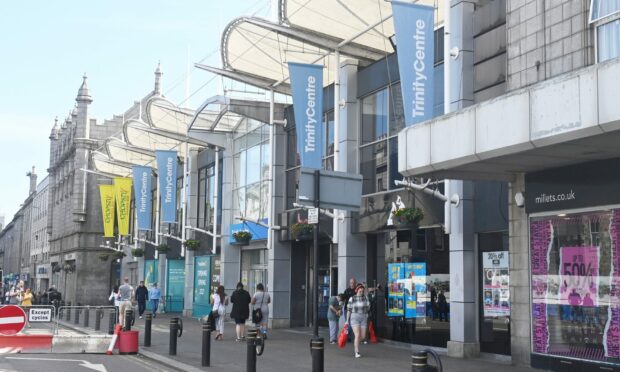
[138,300,146,316]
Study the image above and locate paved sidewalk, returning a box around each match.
[130,313,538,372]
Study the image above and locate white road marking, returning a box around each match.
[4,357,107,372]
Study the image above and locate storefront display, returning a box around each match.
[530,209,620,364]
[482,251,510,317]
[387,262,427,319]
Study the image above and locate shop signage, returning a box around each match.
[114,177,132,236]
[288,62,323,169]
[298,168,362,211]
[155,150,178,223]
[132,166,153,231]
[391,1,435,127]
[525,157,620,213]
[99,184,115,238]
[482,251,510,317]
[229,219,268,244]
[193,255,212,318]
[307,208,319,224]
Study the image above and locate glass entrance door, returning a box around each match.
[479,232,511,355]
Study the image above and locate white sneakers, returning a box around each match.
[355,352,362,358]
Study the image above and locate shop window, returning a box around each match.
[590,0,620,62]
[530,209,620,365]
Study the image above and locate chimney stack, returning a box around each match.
[27,166,37,195]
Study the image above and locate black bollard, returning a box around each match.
[108,311,115,335]
[202,322,212,367]
[411,350,442,372]
[66,302,72,322]
[125,309,133,331]
[246,329,258,372]
[83,307,90,328]
[144,313,152,347]
[311,337,324,372]
[95,308,102,331]
[169,317,179,355]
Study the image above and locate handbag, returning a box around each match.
[338,323,349,348]
[252,293,265,323]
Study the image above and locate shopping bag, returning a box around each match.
[368,321,378,344]
[338,323,349,348]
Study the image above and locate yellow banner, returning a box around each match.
[99,184,115,238]
[114,177,133,236]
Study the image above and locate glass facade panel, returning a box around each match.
[530,209,620,365]
[598,20,620,62]
[360,142,388,195]
[361,89,389,145]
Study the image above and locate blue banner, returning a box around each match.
[155,150,178,223]
[288,62,323,169]
[132,166,152,230]
[391,1,435,126]
[405,262,427,318]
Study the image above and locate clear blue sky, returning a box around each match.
[0,0,272,222]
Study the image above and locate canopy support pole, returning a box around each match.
[212,148,220,255]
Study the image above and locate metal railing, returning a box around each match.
[55,305,118,335]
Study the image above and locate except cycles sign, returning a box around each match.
[0,305,27,335]
[28,308,52,322]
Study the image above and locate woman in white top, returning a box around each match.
[108,285,121,323]
[211,285,228,340]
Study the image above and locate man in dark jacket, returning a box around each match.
[230,282,251,342]
[135,281,149,319]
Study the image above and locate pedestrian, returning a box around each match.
[21,288,34,328]
[346,283,370,358]
[118,277,134,329]
[328,293,343,344]
[135,281,148,319]
[9,286,19,305]
[343,277,357,340]
[251,283,271,339]
[211,285,228,340]
[148,283,161,317]
[230,282,251,342]
[438,290,448,322]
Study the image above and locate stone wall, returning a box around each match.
[507,0,594,90]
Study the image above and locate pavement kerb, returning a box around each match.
[138,349,203,372]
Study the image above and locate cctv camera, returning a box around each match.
[514,192,525,208]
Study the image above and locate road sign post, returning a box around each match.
[0,305,27,335]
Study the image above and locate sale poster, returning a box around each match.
[388,263,405,317]
[405,263,427,318]
[605,209,620,358]
[530,220,552,354]
[483,251,510,317]
[559,246,599,307]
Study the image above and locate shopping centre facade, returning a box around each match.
[2,0,619,370]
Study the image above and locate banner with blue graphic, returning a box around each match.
[155,150,178,223]
[132,166,152,230]
[391,1,435,126]
[288,62,323,169]
[405,262,427,318]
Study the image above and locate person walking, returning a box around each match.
[343,278,357,340]
[118,277,134,329]
[135,281,148,319]
[328,293,343,344]
[211,285,228,340]
[346,283,370,358]
[230,282,251,342]
[437,290,448,322]
[21,288,34,328]
[251,283,271,339]
[148,283,161,317]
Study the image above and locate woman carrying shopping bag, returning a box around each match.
[346,283,370,358]
[211,286,228,340]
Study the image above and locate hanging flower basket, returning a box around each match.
[112,251,127,260]
[183,239,200,251]
[131,248,145,257]
[232,230,252,246]
[52,265,62,272]
[98,253,110,261]
[291,222,314,241]
[392,207,424,229]
[156,244,169,254]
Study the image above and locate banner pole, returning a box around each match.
[212,148,219,255]
[155,173,160,259]
[181,143,190,257]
